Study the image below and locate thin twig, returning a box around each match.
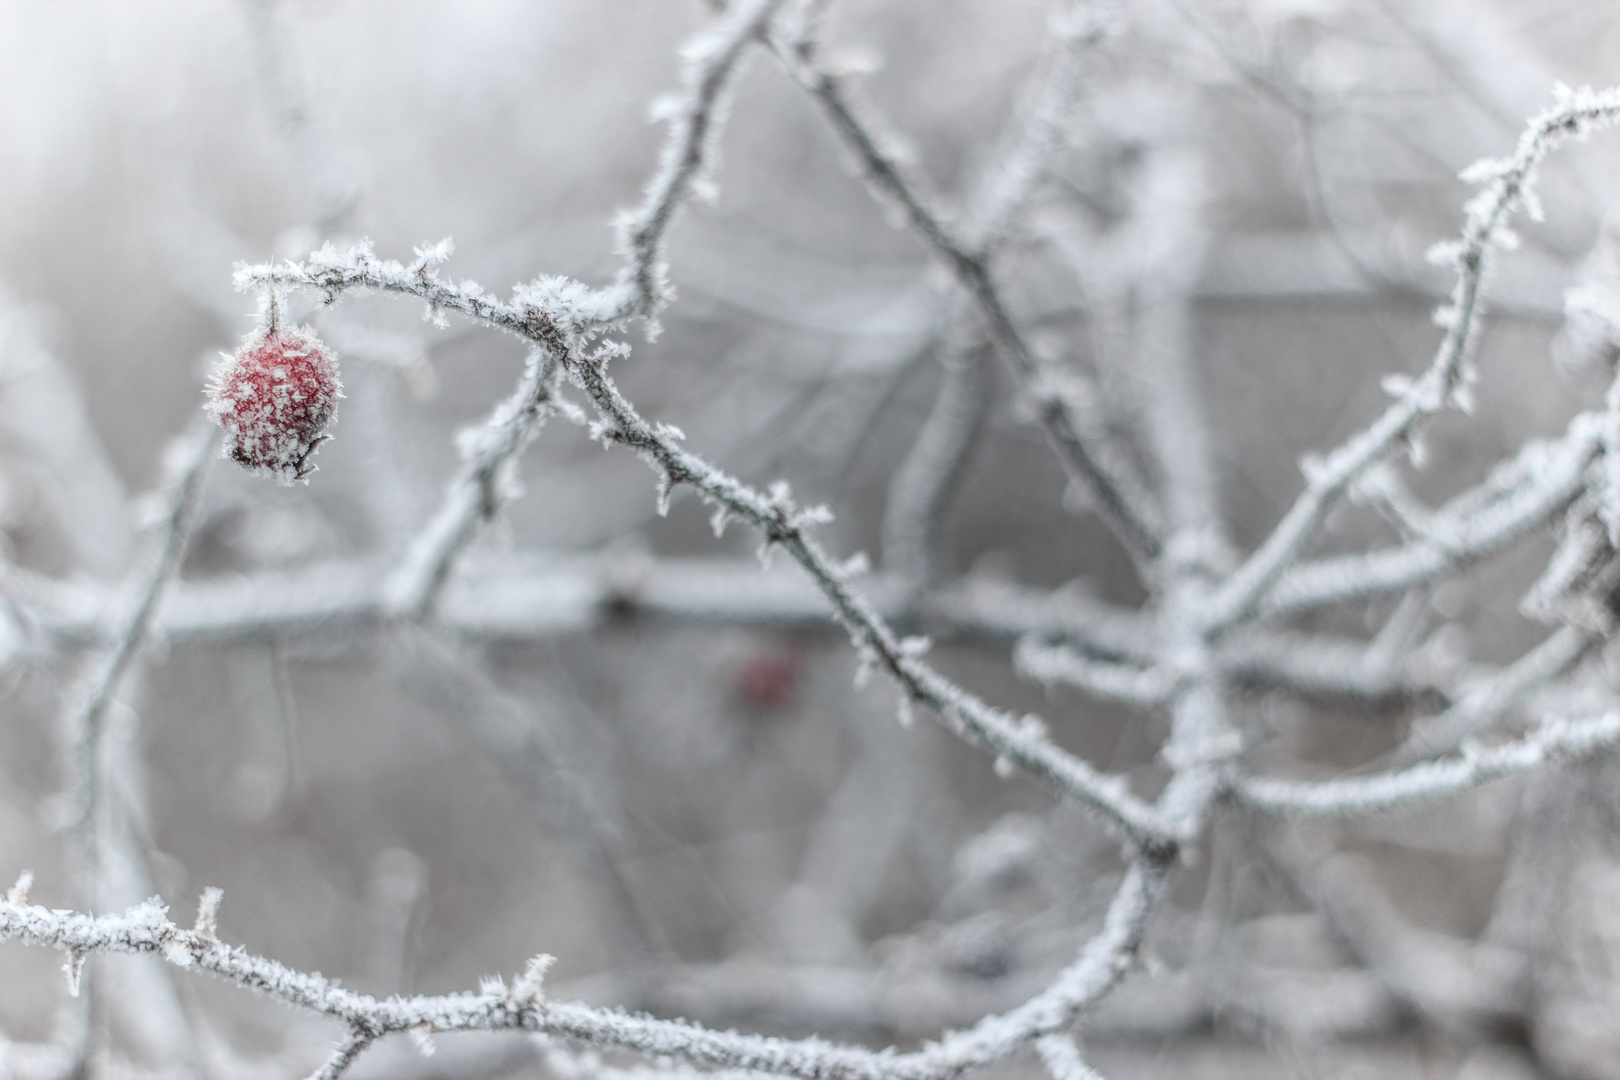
[881,336,991,589]
[308,1027,379,1080]
[1392,623,1598,765]
[382,349,564,619]
[66,422,220,889]
[605,0,788,328]
[969,0,1119,251]
[1257,414,1601,620]
[1014,636,1179,707]
[1236,710,1620,817]
[884,1,1119,591]
[768,16,1163,559]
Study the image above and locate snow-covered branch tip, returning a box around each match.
[1203,84,1620,634]
[1235,710,1620,817]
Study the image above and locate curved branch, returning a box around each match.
[607,0,788,326]
[0,859,1166,1080]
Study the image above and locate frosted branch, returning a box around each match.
[242,243,1171,849]
[1219,619,1442,707]
[969,0,1118,252]
[606,0,787,329]
[236,6,781,348]
[769,20,1162,559]
[1014,636,1178,707]
[1033,1034,1108,1080]
[881,336,990,589]
[1237,710,1620,817]
[3,554,1150,654]
[1393,623,1597,764]
[1204,85,1620,634]
[382,350,563,620]
[14,554,1461,710]
[1131,133,1230,843]
[309,1028,378,1080]
[0,860,1165,1080]
[883,7,1140,591]
[64,422,219,888]
[1256,414,1601,620]
[566,341,1170,846]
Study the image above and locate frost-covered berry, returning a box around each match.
[205,325,342,483]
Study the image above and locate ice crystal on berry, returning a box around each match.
[205,325,342,483]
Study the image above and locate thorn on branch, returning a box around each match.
[410,237,455,277]
[194,887,222,940]
[63,950,86,997]
[509,953,554,1013]
[7,871,31,906]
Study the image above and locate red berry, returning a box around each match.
[734,648,801,712]
[206,325,342,483]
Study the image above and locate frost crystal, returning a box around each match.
[205,325,342,484]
